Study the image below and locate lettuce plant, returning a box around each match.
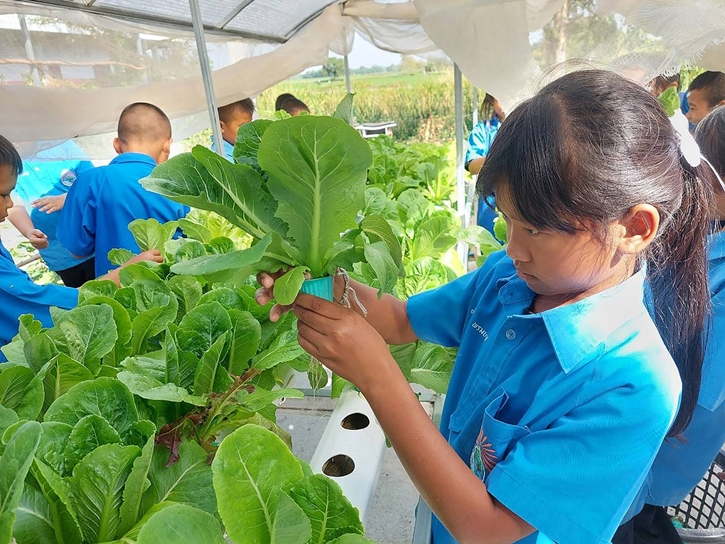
[141,106,404,305]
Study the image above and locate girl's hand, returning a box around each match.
[293,294,396,391]
[255,271,345,323]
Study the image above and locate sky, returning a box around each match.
[330,32,402,69]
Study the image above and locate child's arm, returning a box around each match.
[292,295,534,543]
[7,200,49,250]
[256,272,417,345]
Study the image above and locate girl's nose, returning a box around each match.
[505,229,530,263]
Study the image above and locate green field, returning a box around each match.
[255,69,476,142]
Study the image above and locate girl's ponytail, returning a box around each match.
[647,157,714,437]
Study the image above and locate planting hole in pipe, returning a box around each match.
[341,412,370,430]
[322,454,355,477]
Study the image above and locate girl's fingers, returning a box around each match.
[297,321,331,359]
[297,331,323,362]
[293,302,337,333]
[295,294,346,319]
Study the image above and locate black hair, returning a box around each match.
[118,102,171,143]
[689,71,725,107]
[218,98,255,124]
[479,94,496,122]
[479,69,715,437]
[280,97,310,116]
[653,73,681,91]
[275,93,296,111]
[695,106,725,180]
[0,135,23,176]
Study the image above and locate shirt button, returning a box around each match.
[505,329,516,340]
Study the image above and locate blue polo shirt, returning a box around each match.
[13,141,94,272]
[0,240,78,354]
[210,138,234,162]
[57,153,189,277]
[407,251,681,544]
[466,118,501,233]
[624,231,725,517]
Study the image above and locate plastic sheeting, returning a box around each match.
[415,0,725,109]
[0,2,344,157]
[3,0,725,158]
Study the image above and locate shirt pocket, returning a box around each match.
[470,390,530,483]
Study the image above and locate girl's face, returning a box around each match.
[0,165,16,223]
[496,189,633,310]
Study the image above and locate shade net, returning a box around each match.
[1,0,725,159]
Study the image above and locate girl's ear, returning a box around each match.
[618,204,660,255]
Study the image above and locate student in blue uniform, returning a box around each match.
[256,70,715,544]
[211,98,254,161]
[613,105,725,544]
[685,71,725,127]
[0,135,162,353]
[7,140,96,287]
[465,94,505,236]
[57,102,188,277]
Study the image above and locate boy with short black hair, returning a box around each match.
[280,97,310,117]
[214,98,255,160]
[0,134,161,352]
[275,93,296,111]
[57,102,187,277]
[686,71,725,125]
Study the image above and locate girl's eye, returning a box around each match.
[524,228,540,236]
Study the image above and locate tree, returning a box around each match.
[321,57,344,79]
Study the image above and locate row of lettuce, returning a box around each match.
[0,102,504,544]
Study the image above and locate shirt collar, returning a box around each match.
[110,152,157,166]
[497,269,647,373]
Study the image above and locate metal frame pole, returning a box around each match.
[19,15,42,87]
[344,54,352,94]
[454,64,467,268]
[472,87,479,126]
[189,0,225,157]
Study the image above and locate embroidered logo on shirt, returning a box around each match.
[470,429,498,481]
[60,169,77,187]
[471,322,489,340]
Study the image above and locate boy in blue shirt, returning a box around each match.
[57,102,188,277]
[685,71,725,127]
[465,94,505,236]
[0,135,162,352]
[7,140,95,287]
[613,105,725,544]
[211,98,254,161]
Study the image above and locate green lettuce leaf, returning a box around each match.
[44,378,139,439]
[0,421,41,544]
[135,503,225,544]
[258,116,372,277]
[129,218,179,252]
[46,304,118,376]
[68,443,141,543]
[288,474,365,543]
[62,414,122,476]
[212,425,309,544]
[140,440,216,516]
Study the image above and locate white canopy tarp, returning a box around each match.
[2,0,725,157]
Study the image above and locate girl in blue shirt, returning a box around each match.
[258,70,715,544]
[614,106,725,543]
